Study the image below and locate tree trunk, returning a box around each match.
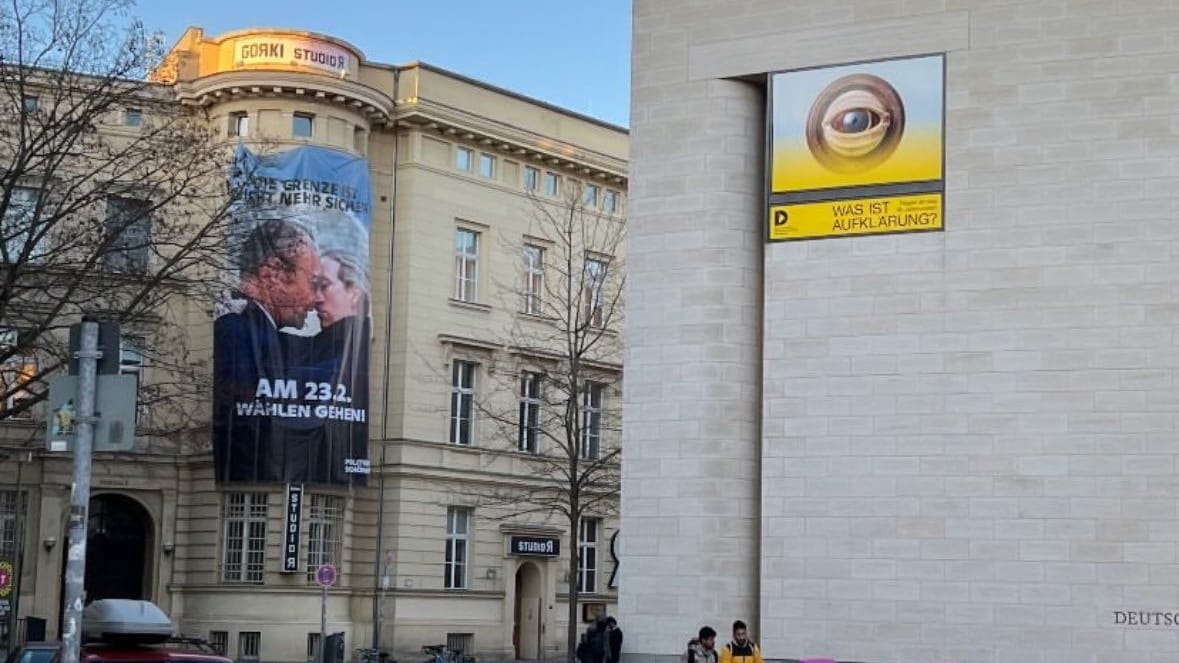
[566,511,580,663]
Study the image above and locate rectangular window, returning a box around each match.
[543,172,560,197]
[582,258,607,328]
[584,183,600,208]
[2,186,45,263]
[222,492,268,584]
[518,372,542,454]
[0,356,36,417]
[22,96,37,113]
[104,196,151,273]
[453,228,479,302]
[455,147,473,172]
[522,244,544,315]
[446,634,474,656]
[208,631,228,657]
[238,632,261,661]
[120,334,145,397]
[524,166,539,191]
[305,494,345,581]
[124,108,142,127]
[603,190,619,214]
[577,518,599,594]
[478,153,496,178]
[449,361,476,446]
[581,382,603,461]
[444,507,470,589]
[229,112,249,137]
[307,633,321,662]
[293,112,314,138]
[0,491,27,558]
[354,127,367,154]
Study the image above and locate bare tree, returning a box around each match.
[467,184,625,662]
[0,0,244,449]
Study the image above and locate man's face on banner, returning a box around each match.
[260,242,323,328]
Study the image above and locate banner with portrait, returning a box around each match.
[213,145,372,485]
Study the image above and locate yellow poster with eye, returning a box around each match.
[770,54,944,193]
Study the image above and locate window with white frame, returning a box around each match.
[104,196,151,273]
[0,327,36,417]
[124,108,142,127]
[208,631,228,656]
[238,632,261,661]
[518,372,542,453]
[453,228,479,302]
[120,335,144,421]
[583,183,600,208]
[449,360,476,446]
[603,190,619,214]
[582,258,607,327]
[222,492,268,584]
[524,166,539,192]
[478,153,496,178]
[522,244,544,315]
[229,112,249,137]
[456,147,473,172]
[580,381,603,460]
[306,493,345,581]
[577,517,599,594]
[543,172,560,197]
[444,507,470,589]
[2,186,45,263]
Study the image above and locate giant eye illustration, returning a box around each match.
[805,74,905,173]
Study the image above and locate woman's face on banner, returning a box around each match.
[317,256,360,327]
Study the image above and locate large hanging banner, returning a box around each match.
[214,145,372,485]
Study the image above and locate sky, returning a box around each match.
[134,0,632,128]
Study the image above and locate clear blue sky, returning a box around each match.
[134,0,632,128]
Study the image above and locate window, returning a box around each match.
[543,172,560,197]
[293,112,314,138]
[0,356,36,417]
[524,166,539,191]
[523,244,544,315]
[120,334,144,386]
[208,631,228,657]
[478,153,496,178]
[354,127,367,154]
[306,494,344,581]
[584,183,600,208]
[603,190,619,214]
[0,491,26,558]
[229,112,249,137]
[222,492,268,584]
[238,632,261,661]
[453,229,479,302]
[455,147,472,172]
[444,507,470,589]
[306,633,321,661]
[2,186,45,263]
[582,258,607,327]
[449,360,475,446]
[518,372,542,454]
[580,382,604,460]
[577,518,599,594]
[446,634,474,656]
[124,108,142,127]
[103,196,151,273]
[22,96,37,113]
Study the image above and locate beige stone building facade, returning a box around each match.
[0,26,626,663]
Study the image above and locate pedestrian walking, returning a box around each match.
[719,620,763,663]
[577,615,610,663]
[605,617,623,663]
[681,626,718,663]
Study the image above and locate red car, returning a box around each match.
[5,639,231,663]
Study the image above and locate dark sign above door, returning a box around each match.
[510,535,560,557]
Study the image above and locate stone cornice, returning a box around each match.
[396,98,627,184]
[172,70,395,125]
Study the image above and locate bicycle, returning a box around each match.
[421,644,475,663]
[355,648,392,663]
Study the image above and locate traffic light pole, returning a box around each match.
[60,319,99,663]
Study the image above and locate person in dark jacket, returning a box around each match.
[577,616,610,663]
[605,616,623,663]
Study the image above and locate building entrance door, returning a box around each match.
[514,562,542,660]
[85,493,152,601]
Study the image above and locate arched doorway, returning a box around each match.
[85,493,153,602]
[514,562,543,660]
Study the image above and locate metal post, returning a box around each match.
[319,585,327,663]
[61,319,99,663]
[6,454,25,653]
[370,442,386,652]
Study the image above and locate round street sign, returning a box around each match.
[316,563,337,587]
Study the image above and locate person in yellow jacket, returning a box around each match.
[719,620,763,663]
